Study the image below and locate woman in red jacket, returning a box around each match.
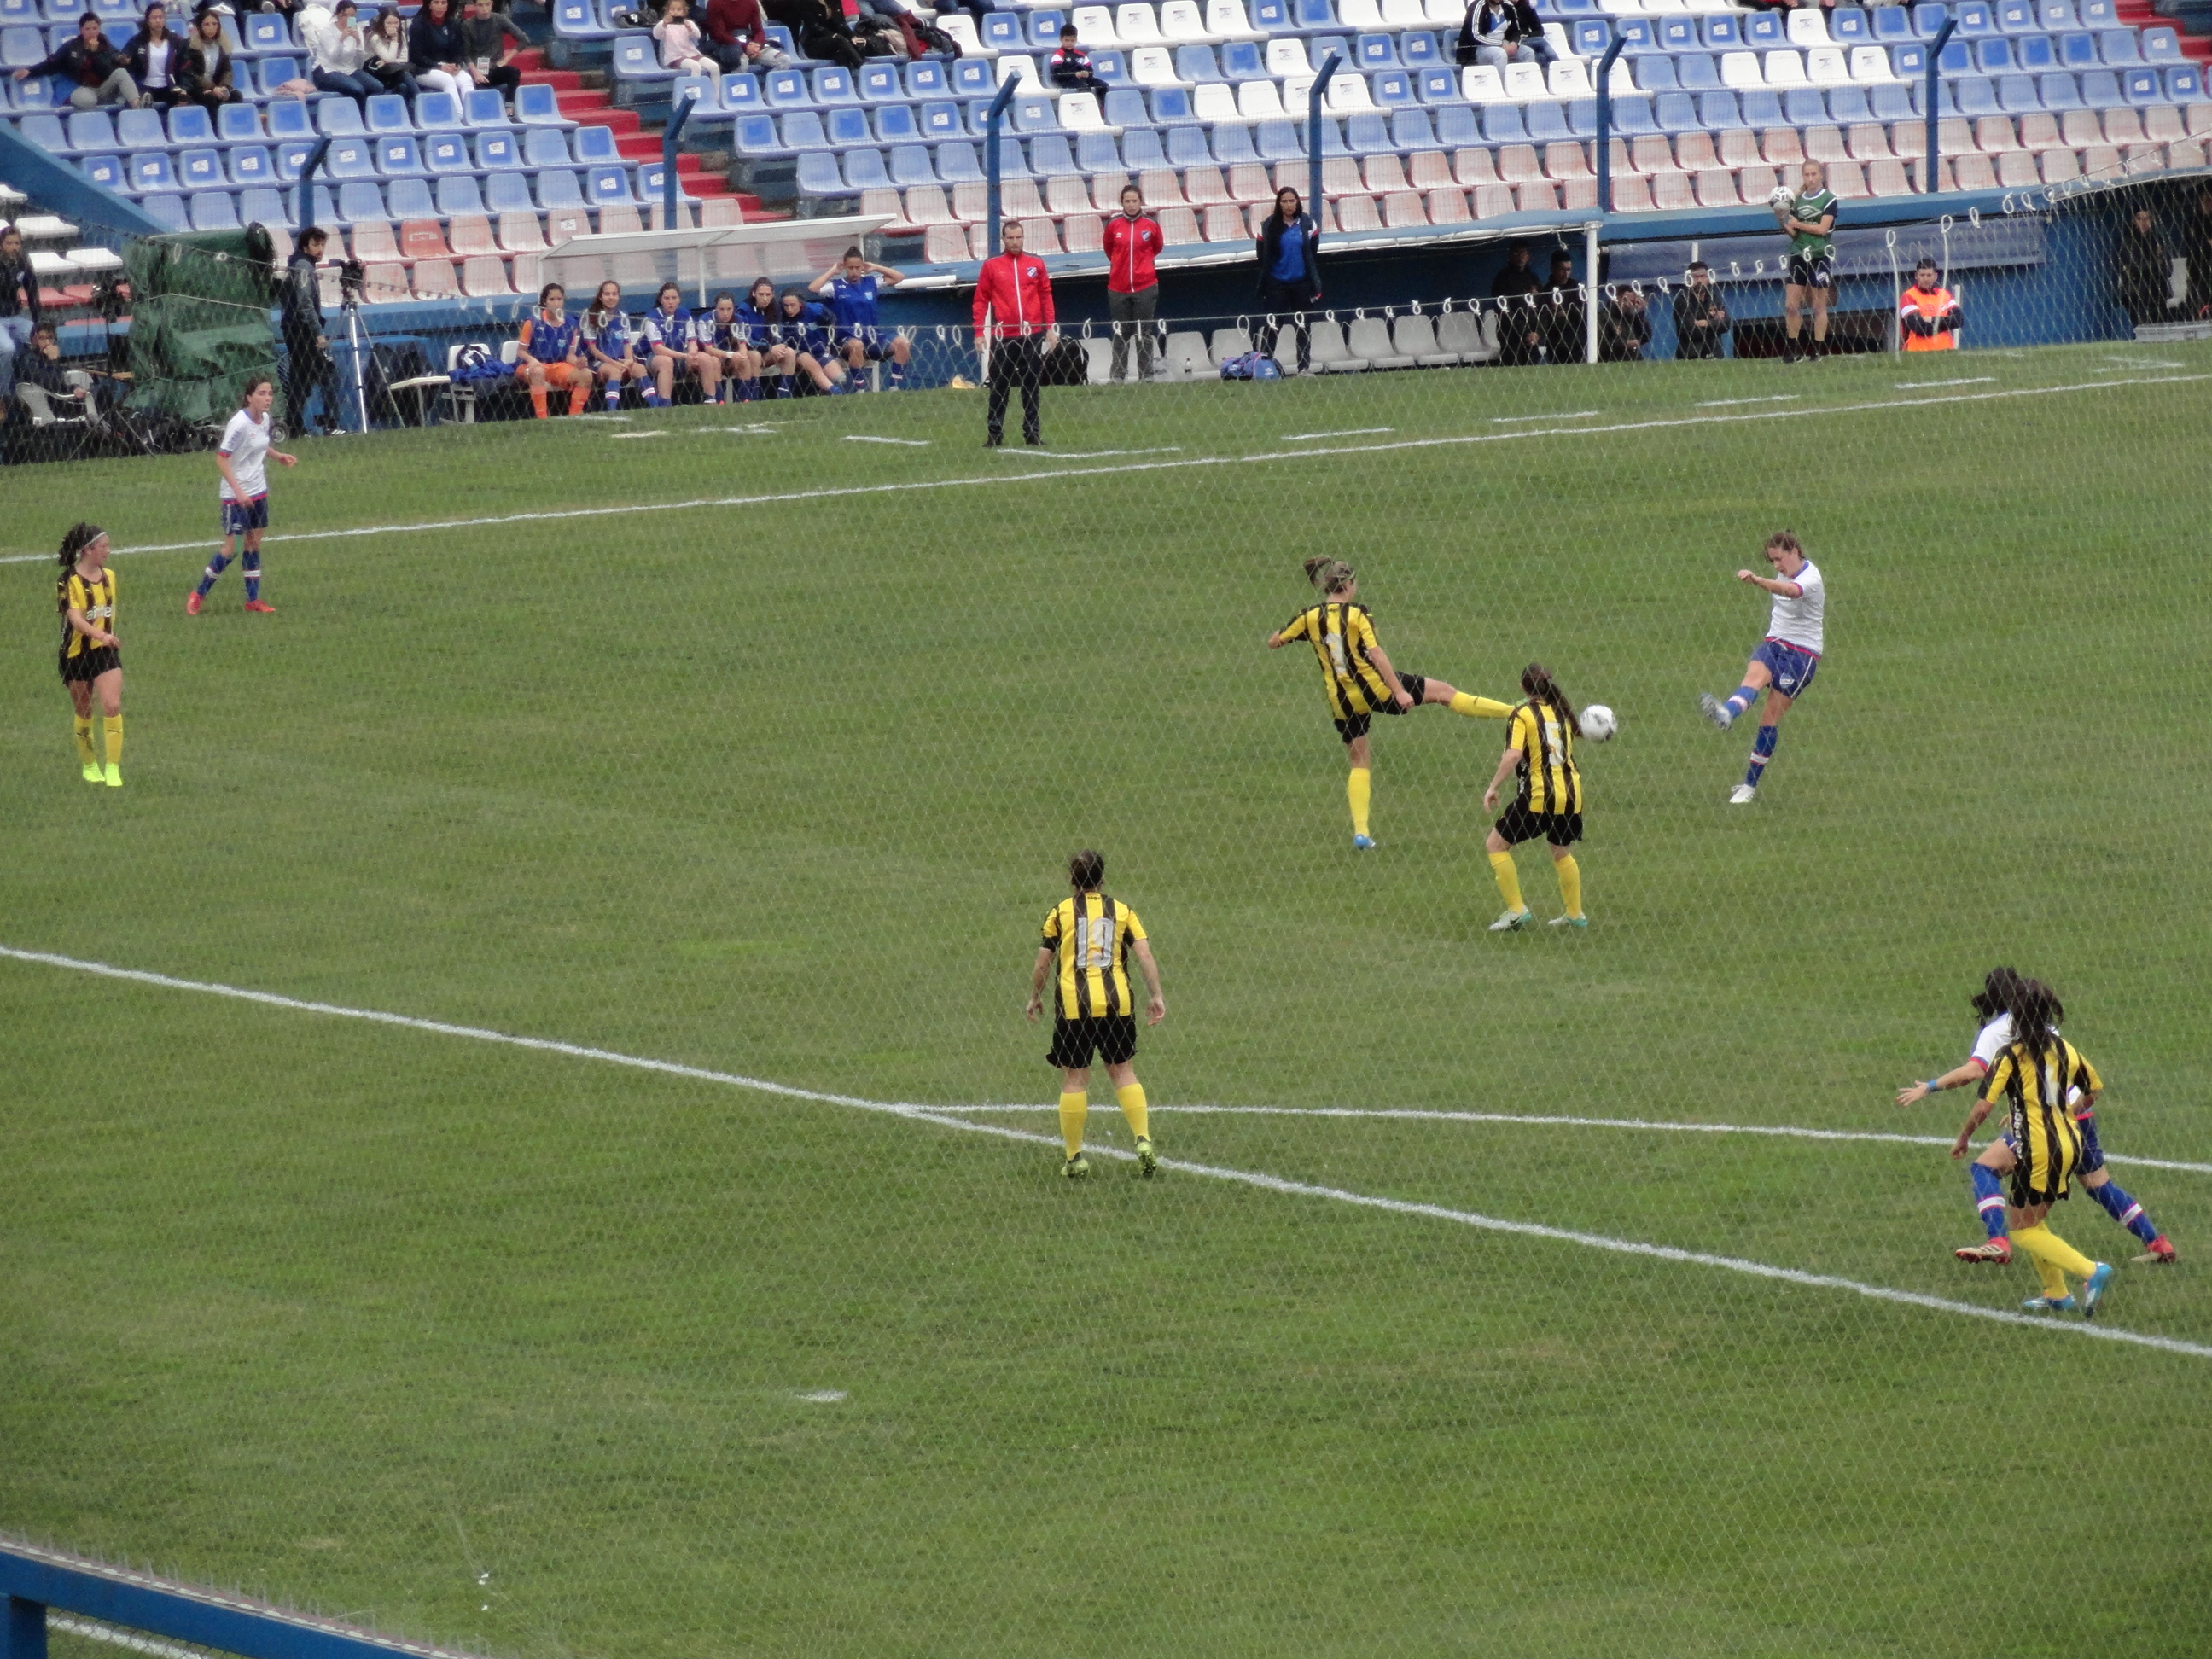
[1102,183,1163,384]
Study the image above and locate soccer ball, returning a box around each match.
[1768,186,1796,210]
[1580,705,1618,742]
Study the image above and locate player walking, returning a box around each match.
[1898,969,2174,1288]
[1268,557,1511,850]
[810,247,909,390]
[1774,159,1838,364]
[57,521,125,787]
[1026,850,1166,1180]
[189,375,294,615]
[1697,531,1822,805]
[1480,664,1586,932]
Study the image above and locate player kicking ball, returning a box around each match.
[1698,531,1823,805]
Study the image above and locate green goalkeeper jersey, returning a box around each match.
[1789,187,1838,261]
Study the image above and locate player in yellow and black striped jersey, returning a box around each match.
[1267,556,1511,852]
[55,521,125,788]
[1026,849,1166,1179]
[1947,978,2118,1318]
[1479,664,1585,933]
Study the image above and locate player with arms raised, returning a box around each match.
[1773,159,1838,364]
[1698,532,1822,806]
[810,247,910,390]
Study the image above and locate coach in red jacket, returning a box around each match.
[971,220,1057,447]
[1102,183,1163,383]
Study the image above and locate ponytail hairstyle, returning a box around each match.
[2007,977,2063,1061]
[58,521,106,569]
[1303,556,1355,595]
[240,372,271,407]
[1520,662,1576,730]
[1970,965,2026,1025]
[1766,529,1804,560]
[1068,848,1105,891]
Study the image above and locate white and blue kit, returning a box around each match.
[1751,557,1823,697]
[217,407,272,535]
[824,272,892,358]
[638,305,693,358]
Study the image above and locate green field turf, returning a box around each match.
[5,343,2211,1658]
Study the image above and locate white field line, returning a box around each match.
[1490,410,1598,422]
[1697,394,1800,406]
[608,431,669,440]
[5,944,2207,1362]
[3,372,2201,566]
[50,1616,214,1659]
[842,434,930,445]
[1281,427,1393,439]
[1895,377,1995,389]
[992,445,1183,459]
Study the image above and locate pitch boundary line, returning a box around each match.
[6,943,2206,1362]
[3,372,2202,565]
[933,1102,2212,1174]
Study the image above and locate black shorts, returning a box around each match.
[1494,800,1581,847]
[1048,1014,1138,1069]
[59,645,119,684]
[1334,672,1426,742]
[1787,253,1835,290]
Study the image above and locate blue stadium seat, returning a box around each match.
[2097,27,2139,64]
[857,63,905,102]
[462,87,513,127]
[387,178,435,218]
[934,140,984,181]
[979,134,1029,177]
[1122,125,1171,166]
[765,22,796,57]
[2168,64,2203,102]
[1077,130,1121,171]
[1870,80,1916,119]
[140,192,189,230]
[2057,31,2098,66]
[826,106,870,145]
[1102,86,1148,125]
[1179,42,1225,80]
[1995,0,2036,32]
[515,84,573,126]
[1222,39,1268,80]
[325,136,376,178]
[2037,69,2082,107]
[814,66,859,104]
[1478,102,1525,141]
[1091,48,1127,86]
[536,168,585,208]
[1527,100,1574,139]
[484,171,536,214]
[1698,89,1745,128]
[1564,96,1598,137]
[1371,68,1414,107]
[116,105,166,148]
[1954,1,1998,38]
[255,55,301,91]
[980,11,1022,50]
[573,124,621,163]
[1202,119,1251,162]
[874,102,920,143]
[1151,84,1198,123]
[178,147,221,189]
[1030,132,1081,175]
[1996,73,2040,108]
[781,110,832,150]
[1254,119,1304,160]
[1893,41,1929,77]
[433,175,484,217]
[1784,87,1826,125]
[165,103,212,144]
[2017,34,2056,71]
[226,145,275,184]
[842,146,892,190]
[1338,110,1387,153]
[1738,88,1784,125]
[1636,55,1679,93]
[1828,84,1873,121]
[1675,53,1720,91]
[211,102,258,143]
[1698,15,1740,49]
[241,12,288,51]
[273,138,316,181]
[1433,101,1481,144]
[1400,29,1441,66]
[1974,38,2014,73]
[951,59,994,98]
[1936,40,1972,74]
[2119,64,2163,103]
[587,164,636,202]
[376,136,427,176]
[1617,17,1657,54]
[1353,32,1391,68]
[905,60,949,98]
[1952,74,2000,114]
[1613,93,1658,134]
[1388,108,1435,148]
[1872,5,1912,39]
[1656,16,1697,53]
[716,71,762,112]
[1250,0,1292,30]
[1025,9,1067,49]
[79,153,126,192]
[8,72,58,111]
[1164,121,1209,164]
[1011,92,1060,132]
[888,143,934,183]
[611,33,664,79]
[335,178,386,221]
[423,133,473,174]
[1412,66,1458,102]
[126,150,180,192]
[1654,90,1700,131]
[189,189,241,231]
[65,109,117,153]
[524,126,572,167]
[2036,0,2075,23]
[1912,3,1951,39]
[1831,7,1871,42]
[364,93,410,134]
[236,185,288,229]
[919,100,961,138]
[316,98,366,137]
[477,130,525,169]
[1294,0,1339,31]
[1569,19,1608,55]
[764,67,812,107]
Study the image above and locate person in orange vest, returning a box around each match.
[1898,258,1961,352]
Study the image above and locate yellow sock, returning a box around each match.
[1058,1091,1088,1159]
[1554,853,1582,919]
[102,713,123,766]
[73,715,95,765]
[2026,1247,2069,1302]
[1449,692,1511,719]
[1115,1081,1149,1141]
[1488,849,1523,912]
[1347,767,1371,837]
[2013,1225,2096,1284]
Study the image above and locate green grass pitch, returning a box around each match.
[5,343,2211,1658]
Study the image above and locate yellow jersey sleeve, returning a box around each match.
[1981,1051,2016,1107]
[1347,607,1379,654]
[1509,703,1540,755]
[1039,902,1064,948]
[2071,1046,2102,1097]
[66,573,89,614]
[1121,905,1146,942]
[1277,608,1315,643]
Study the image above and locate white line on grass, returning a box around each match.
[2102,356,2184,368]
[608,432,669,440]
[993,445,1184,459]
[1696,395,1800,406]
[933,1103,2212,1175]
[6,944,2206,1362]
[51,1615,221,1659]
[4,374,2202,566]
[1489,410,1598,422]
[842,435,930,445]
[1895,377,1995,389]
[1281,428,1394,440]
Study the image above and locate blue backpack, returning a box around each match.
[1219,351,1283,381]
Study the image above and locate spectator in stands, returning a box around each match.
[776,286,847,394]
[765,0,862,71]
[300,0,379,112]
[1897,257,1961,352]
[1673,259,1729,359]
[2188,188,2212,321]
[407,0,477,101]
[121,5,189,110]
[1103,183,1162,384]
[972,218,1055,445]
[1255,187,1321,375]
[1598,285,1650,363]
[516,282,592,418]
[1540,249,1583,364]
[178,9,244,116]
[361,10,419,101]
[13,14,139,113]
[1456,0,1532,70]
[1491,240,1542,366]
[653,0,713,73]
[582,279,649,411]
[460,0,523,99]
[0,224,40,405]
[280,228,342,436]
[640,281,719,405]
[703,0,791,73]
[2117,206,2171,328]
[1049,24,1109,112]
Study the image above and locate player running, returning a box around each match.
[189,375,294,615]
[810,247,910,390]
[1900,969,2174,1284]
[1026,849,1166,1180]
[57,521,125,787]
[1697,531,1823,805]
[1773,159,1838,363]
[1943,980,2117,1318]
[1480,664,1586,932]
[1268,557,1511,850]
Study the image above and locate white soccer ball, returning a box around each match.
[1579,705,1617,742]
[1768,186,1796,210]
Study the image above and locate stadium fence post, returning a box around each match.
[662,90,694,230]
[3,1593,45,1659]
[1308,51,1341,242]
[1585,219,1600,364]
[982,76,1021,258]
[294,136,332,242]
[1593,33,1627,216]
[1923,18,1956,194]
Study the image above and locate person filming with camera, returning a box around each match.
[281,227,343,437]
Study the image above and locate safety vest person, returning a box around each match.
[1899,258,1961,351]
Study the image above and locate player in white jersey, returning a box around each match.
[1894,968,2174,1297]
[189,374,295,615]
[1697,530,1823,804]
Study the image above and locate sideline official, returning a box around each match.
[973,220,1057,447]
[1897,258,1961,352]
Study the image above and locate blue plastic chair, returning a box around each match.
[1011,92,1060,132]
[2097,27,2139,65]
[484,171,536,213]
[811,66,859,105]
[325,137,377,178]
[515,84,570,125]
[536,168,585,208]
[465,87,514,126]
[1353,32,1392,68]
[2037,70,2082,108]
[435,174,486,215]
[1250,0,1292,31]
[825,106,870,145]
[387,177,435,218]
[585,164,634,202]
[1828,84,1873,121]
[763,67,812,107]
[2037,0,2076,26]
[1250,119,1301,160]
[226,144,274,183]
[80,153,126,192]
[2017,34,2055,71]
[842,147,892,190]
[611,34,663,79]
[523,126,572,167]
[1974,38,2015,73]
[950,59,993,98]
[905,60,948,98]
[1636,55,1679,93]
[1995,73,2040,109]
[572,124,620,163]
[1893,40,1930,77]
[1024,9,1066,49]
[213,101,259,147]
[1371,68,1414,107]
[1388,108,1434,148]
[875,102,920,143]
[1699,89,1745,128]
[1618,17,1657,54]
[1524,100,1572,141]
[1912,3,1951,39]
[423,133,473,174]
[1831,8,1871,43]
[242,13,288,51]
[1994,0,2035,32]
[1336,110,1384,153]
[115,105,166,148]
[1872,5,1912,40]
[476,131,525,169]
[1656,17,1696,52]
[1179,42,1225,80]
[1222,39,1268,80]
[1151,85,1198,123]
[177,147,221,189]
[888,143,934,183]
[1699,15,1740,49]
[315,97,366,137]
[1030,132,1081,175]
[1412,66,1458,102]
[1654,90,1700,131]
[1122,125,1171,166]
[780,110,832,150]
[1954,1,1997,38]
[1432,101,1481,144]
[1952,74,2000,114]
[934,140,984,182]
[1936,40,1972,75]
[1400,30,1441,66]
[364,93,410,134]
[1870,80,1915,119]
[1076,130,1121,172]
[2119,64,2163,103]
[1739,88,1785,126]
[1675,52,1720,91]
[1569,19,1608,55]
[980,11,1022,50]
[376,136,427,176]
[333,179,385,222]
[189,189,242,231]
[140,193,189,230]
[1614,92,1658,134]
[1783,86,1826,125]
[858,63,905,102]
[2166,64,2203,102]
[1480,102,1527,142]
[918,100,961,138]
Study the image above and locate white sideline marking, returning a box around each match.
[1490,410,1598,422]
[2102,355,2183,368]
[934,1103,2212,1175]
[842,434,930,445]
[993,445,1184,459]
[4,944,2206,1363]
[3,374,2203,567]
[51,1615,212,1659]
[1696,394,1800,406]
[709,424,780,435]
[796,1389,848,1403]
[608,431,669,440]
[1282,427,1394,439]
[1895,377,1995,389]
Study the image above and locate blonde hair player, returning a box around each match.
[1268,557,1511,850]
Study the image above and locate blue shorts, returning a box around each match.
[222,495,268,537]
[1752,638,1819,699]
[839,334,897,360]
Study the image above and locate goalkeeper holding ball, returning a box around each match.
[1773,160,1838,364]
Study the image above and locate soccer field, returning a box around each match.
[6,344,2211,1658]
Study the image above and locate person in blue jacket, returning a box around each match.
[1254,186,1321,375]
[776,286,847,394]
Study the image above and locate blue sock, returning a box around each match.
[1722,683,1761,720]
[2090,1179,2158,1244]
[1970,1163,2009,1240]
[242,553,261,602]
[741,377,759,402]
[777,376,792,398]
[643,389,662,407]
[1744,724,1778,789]
[888,364,904,385]
[195,552,231,597]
